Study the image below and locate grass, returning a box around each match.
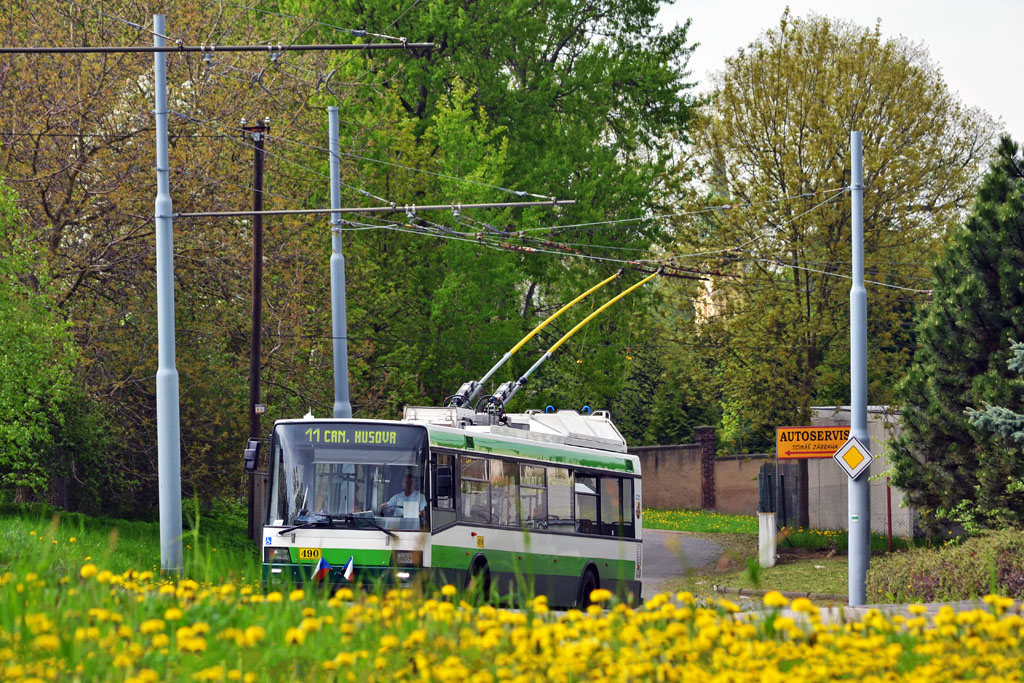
[643,509,921,602]
[0,501,258,584]
[644,509,758,534]
[2,506,1023,680]
[644,508,917,552]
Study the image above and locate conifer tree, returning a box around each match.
[890,135,1024,529]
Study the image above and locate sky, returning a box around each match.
[659,0,1024,142]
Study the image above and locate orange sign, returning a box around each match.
[776,426,850,459]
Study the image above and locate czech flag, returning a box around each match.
[312,556,331,583]
[342,555,355,582]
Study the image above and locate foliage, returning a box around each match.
[890,136,1024,530]
[672,11,998,452]
[0,1,699,513]
[0,181,77,495]
[866,529,1024,602]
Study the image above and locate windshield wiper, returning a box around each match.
[277,513,397,539]
[343,514,397,539]
[277,512,336,535]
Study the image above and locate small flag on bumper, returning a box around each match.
[312,556,331,583]
[342,555,355,582]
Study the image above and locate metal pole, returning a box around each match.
[153,14,182,575]
[244,118,268,540]
[886,476,893,552]
[849,131,870,605]
[329,107,352,419]
[247,119,268,441]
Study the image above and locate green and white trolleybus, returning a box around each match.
[259,405,642,606]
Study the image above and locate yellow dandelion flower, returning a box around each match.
[244,625,266,647]
[289,589,305,602]
[140,619,165,634]
[80,564,98,579]
[284,627,306,645]
[31,634,59,652]
[790,597,817,614]
[589,588,613,603]
[763,591,790,608]
[164,607,184,621]
[266,591,283,603]
[441,584,458,598]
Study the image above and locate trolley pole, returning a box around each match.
[154,14,183,575]
[848,131,870,605]
[328,108,352,419]
[243,117,269,540]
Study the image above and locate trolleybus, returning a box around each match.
[255,405,642,607]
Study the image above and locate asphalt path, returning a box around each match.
[641,529,724,601]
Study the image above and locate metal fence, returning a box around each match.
[759,460,916,538]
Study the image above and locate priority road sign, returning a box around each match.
[833,435,873,479]
[776,426,850,459]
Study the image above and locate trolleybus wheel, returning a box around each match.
[577,567,599,609]
[467,557,491,601]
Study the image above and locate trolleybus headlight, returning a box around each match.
[264,547,290,563]
[394,550,422,566]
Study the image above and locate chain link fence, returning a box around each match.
[758,458,916,538]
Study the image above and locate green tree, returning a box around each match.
[286,0,700,417]
[673,11,997,453]
[890,135,1024,530]
[0,0,700,515]
[0,180,77,495]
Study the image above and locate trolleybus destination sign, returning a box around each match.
[776,426,850,459]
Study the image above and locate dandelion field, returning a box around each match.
[3,511,1024,681]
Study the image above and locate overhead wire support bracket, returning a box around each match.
[173,199,575,219]
[0,42,437,55]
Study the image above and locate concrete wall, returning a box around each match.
[629,444,703,510]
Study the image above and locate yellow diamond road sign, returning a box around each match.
[833,435,872,479]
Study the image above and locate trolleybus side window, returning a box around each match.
[491,460,520,526]
[621,478,635,538]
[547,467,574,533]
[600,476,623,537]
[431,452,456,529]
[460,456,491,524]
[520,465,547,529]
[575,475,599,534]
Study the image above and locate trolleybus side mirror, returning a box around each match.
[243,439,260,473]
[436,466,452,498]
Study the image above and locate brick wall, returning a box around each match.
[630,429,766,514]
[629,443,703,509]
[695,426,716,510]
[714,454,771,515]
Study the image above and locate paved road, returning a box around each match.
[642,529,724,601]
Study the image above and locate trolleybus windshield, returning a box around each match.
[267,423,429,530]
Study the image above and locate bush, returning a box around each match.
[866,529,1024,602]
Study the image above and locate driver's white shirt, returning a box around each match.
[386,490,426,511]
